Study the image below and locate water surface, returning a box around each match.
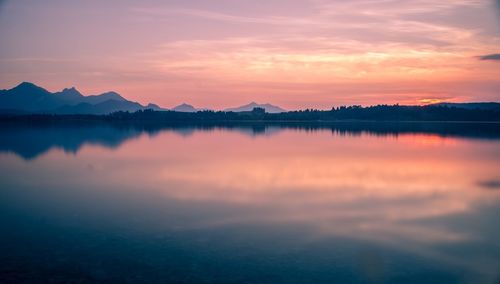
[1,122,500,283]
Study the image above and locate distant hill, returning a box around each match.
[433,102,500,110]
[145,103,164,111]
[225,102,286,113]
[172,103,198,112]
[0,82,165,114]
[2,82,499,117]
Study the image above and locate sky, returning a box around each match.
[0,0,499,109]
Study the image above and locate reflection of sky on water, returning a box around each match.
[1,126,500,283]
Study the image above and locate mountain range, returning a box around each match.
[0,82,287,115]
[0,82,164,115]
[1,82,498,115]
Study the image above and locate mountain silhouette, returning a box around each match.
[2,82,499,117]
[0,82,64,112]
[84,91,127,104]
[0,82,164,114]
[53,87,85,103]
[224,102,286,113]
[172,103,198,112]
[145,103,163,111]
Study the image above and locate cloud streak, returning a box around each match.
[0,0,499,108]
[479,53,500,60]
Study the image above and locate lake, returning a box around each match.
[1,122,500,283]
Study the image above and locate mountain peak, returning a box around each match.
[18,81,37,87]
[10,81,51,96]
[59,86,83,96]
[102,91,119,95]
[0,82,156,114]
[224,102,286,113]
[93,91,126,102]
[172,103,197,112]
[14,81,45,91]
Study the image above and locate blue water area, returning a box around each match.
[1,122,500,283]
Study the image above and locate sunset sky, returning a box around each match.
[1,0,499,109]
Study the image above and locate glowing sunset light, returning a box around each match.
[419,98,444,105]
[0,0,499,109]
[1,2,500,281]
[62,128,500,246]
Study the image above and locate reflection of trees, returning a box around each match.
[1,116,499,160]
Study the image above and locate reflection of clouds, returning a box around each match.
[156,158,477,243]
[122,129,499,278]
[2,127,500,281]
[114,130,500,246]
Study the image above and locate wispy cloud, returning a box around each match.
[479,53,500,60]
[316,0,483,17]
[1,0,499,107]
[131,7,315,26]
[131,0,494,50]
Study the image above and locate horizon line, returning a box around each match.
[2,81,500,111]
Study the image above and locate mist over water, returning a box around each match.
[1,123,500,283]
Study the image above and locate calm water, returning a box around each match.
[1,122,500,283]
